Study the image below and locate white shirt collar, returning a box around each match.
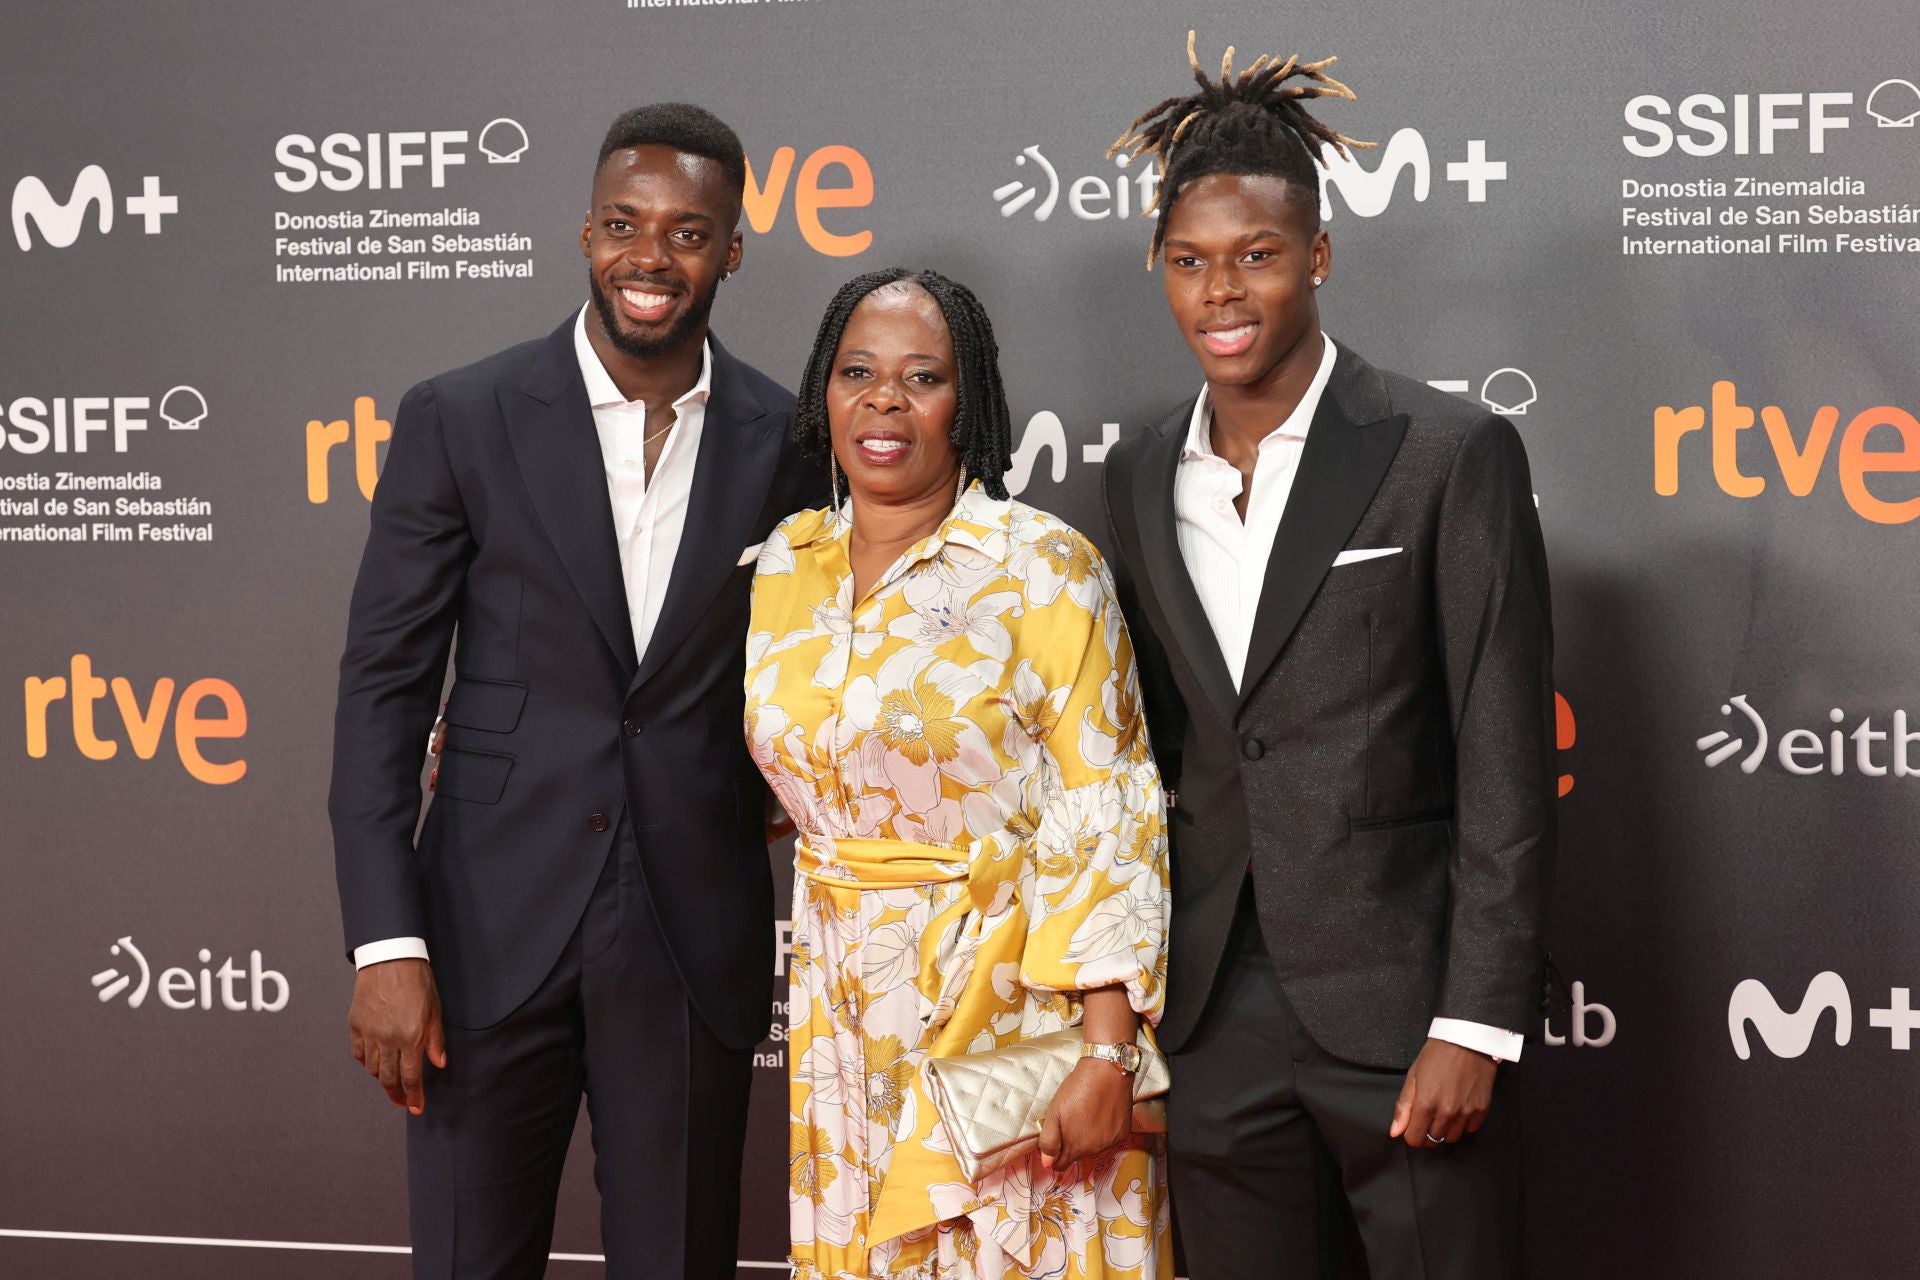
[573,303,712,412]
[1183,332,1339,461]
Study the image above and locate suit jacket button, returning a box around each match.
[1242,737,1266,761]
[588,812,609,832]
[622,718,641,737]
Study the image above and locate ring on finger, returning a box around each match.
[1425,1132,1447,1145]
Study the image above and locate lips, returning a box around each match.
[617,283,680,324]
[1200,321,1259,358]
[852,430,911,467]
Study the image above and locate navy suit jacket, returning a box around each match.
[329,315,825,1044]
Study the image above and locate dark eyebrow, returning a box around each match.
[1162,229,1289,251]
[600,202,716,227]
[837,348,949,363]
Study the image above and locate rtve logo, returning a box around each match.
[24,655,248,785]
[1623,80,1920,157]
[91,935,289,1012]
[1654,380,1920,524]
[1696,695,1919,778]
[307,396,390,504]
[742,144,875,257]
[0,387,206,454]
[991,132,1506,226]
[10,166,178,251]
[274,119,529,192]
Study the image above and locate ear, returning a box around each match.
[725,228,744,277]
[1310,226,1332,287]
[580,212,593,260]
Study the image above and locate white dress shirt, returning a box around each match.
[1173,334,1524,1063]
[354,307,712,971]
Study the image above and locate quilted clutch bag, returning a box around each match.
[924,1027,1171,1181]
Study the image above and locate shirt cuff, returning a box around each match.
[353,937,430,969]
[1428,1017,1524,1063]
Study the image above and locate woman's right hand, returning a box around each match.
[1037,1058,1135,1173]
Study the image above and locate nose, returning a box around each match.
[863,376,908,415]
[1202,260,1243,305]
[624,231,672,275]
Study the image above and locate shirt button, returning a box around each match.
[623,458,638,469]
[588,812,610,832]
[1241,737,1266,761]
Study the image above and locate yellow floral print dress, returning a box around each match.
[745,483,1172,1280]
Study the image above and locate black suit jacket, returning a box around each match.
[1104,343,1556,1069]
[329,315,825,1045]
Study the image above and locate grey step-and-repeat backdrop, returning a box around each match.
[4,1,1917,1275]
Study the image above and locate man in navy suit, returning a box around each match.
[329,103,824,1279]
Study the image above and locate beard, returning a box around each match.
[588,268,719,361]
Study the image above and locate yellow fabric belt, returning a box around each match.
[794,833,972,891]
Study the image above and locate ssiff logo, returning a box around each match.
[11,166,178,251]
[274,119,529,192]
[1696,695,1920,777]
[1624,79,1920,157]
[0,386,207,454]
[92,935,289,1011]
[1655,380,1920,524]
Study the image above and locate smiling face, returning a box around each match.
[580,144,743,360]
[826,282,962,506]
[1160,172,1329,392]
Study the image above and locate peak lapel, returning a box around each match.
[1237,350,1407,711]
[501,319,638,673]
[632,336,784,690]
[1134,403,1239,726]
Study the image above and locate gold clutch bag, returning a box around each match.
[924,1027,1171,1182]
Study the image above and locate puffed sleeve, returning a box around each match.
[1014,534,1170,1023]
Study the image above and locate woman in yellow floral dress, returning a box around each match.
[745,269,1172,1280]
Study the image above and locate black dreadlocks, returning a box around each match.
[1109,30,1373,266]
[793,269,1014,501]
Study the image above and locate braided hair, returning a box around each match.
[794,268,1014,501]
[1109,30,1373,266]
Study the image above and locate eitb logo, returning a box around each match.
[91,935,289,1012]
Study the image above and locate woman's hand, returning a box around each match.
[1037,1057,1135,1174]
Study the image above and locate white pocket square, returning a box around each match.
[1332,547,1402,567]
[737,541,765,567]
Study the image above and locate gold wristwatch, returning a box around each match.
[1080,1041,1143,1077]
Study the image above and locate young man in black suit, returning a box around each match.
[329,104,824,1278]
[1102,38,1557,1278]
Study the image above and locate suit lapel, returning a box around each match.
[1237,348,1408,711]
[502,317,638,673]
[1133,402,1240,726]
[632,335,783,690]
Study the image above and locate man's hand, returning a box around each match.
[1038,1059,1135,1174]
[1389,1038,1497,1149]
[348,958,445,1116]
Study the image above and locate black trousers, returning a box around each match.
[406,820,755,1279]
[1168,881,1522,1280]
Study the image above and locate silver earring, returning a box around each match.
[830,455,843,514]
[721,270,732,282]
[955,470,968,505]
[1311,275,1323,287]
